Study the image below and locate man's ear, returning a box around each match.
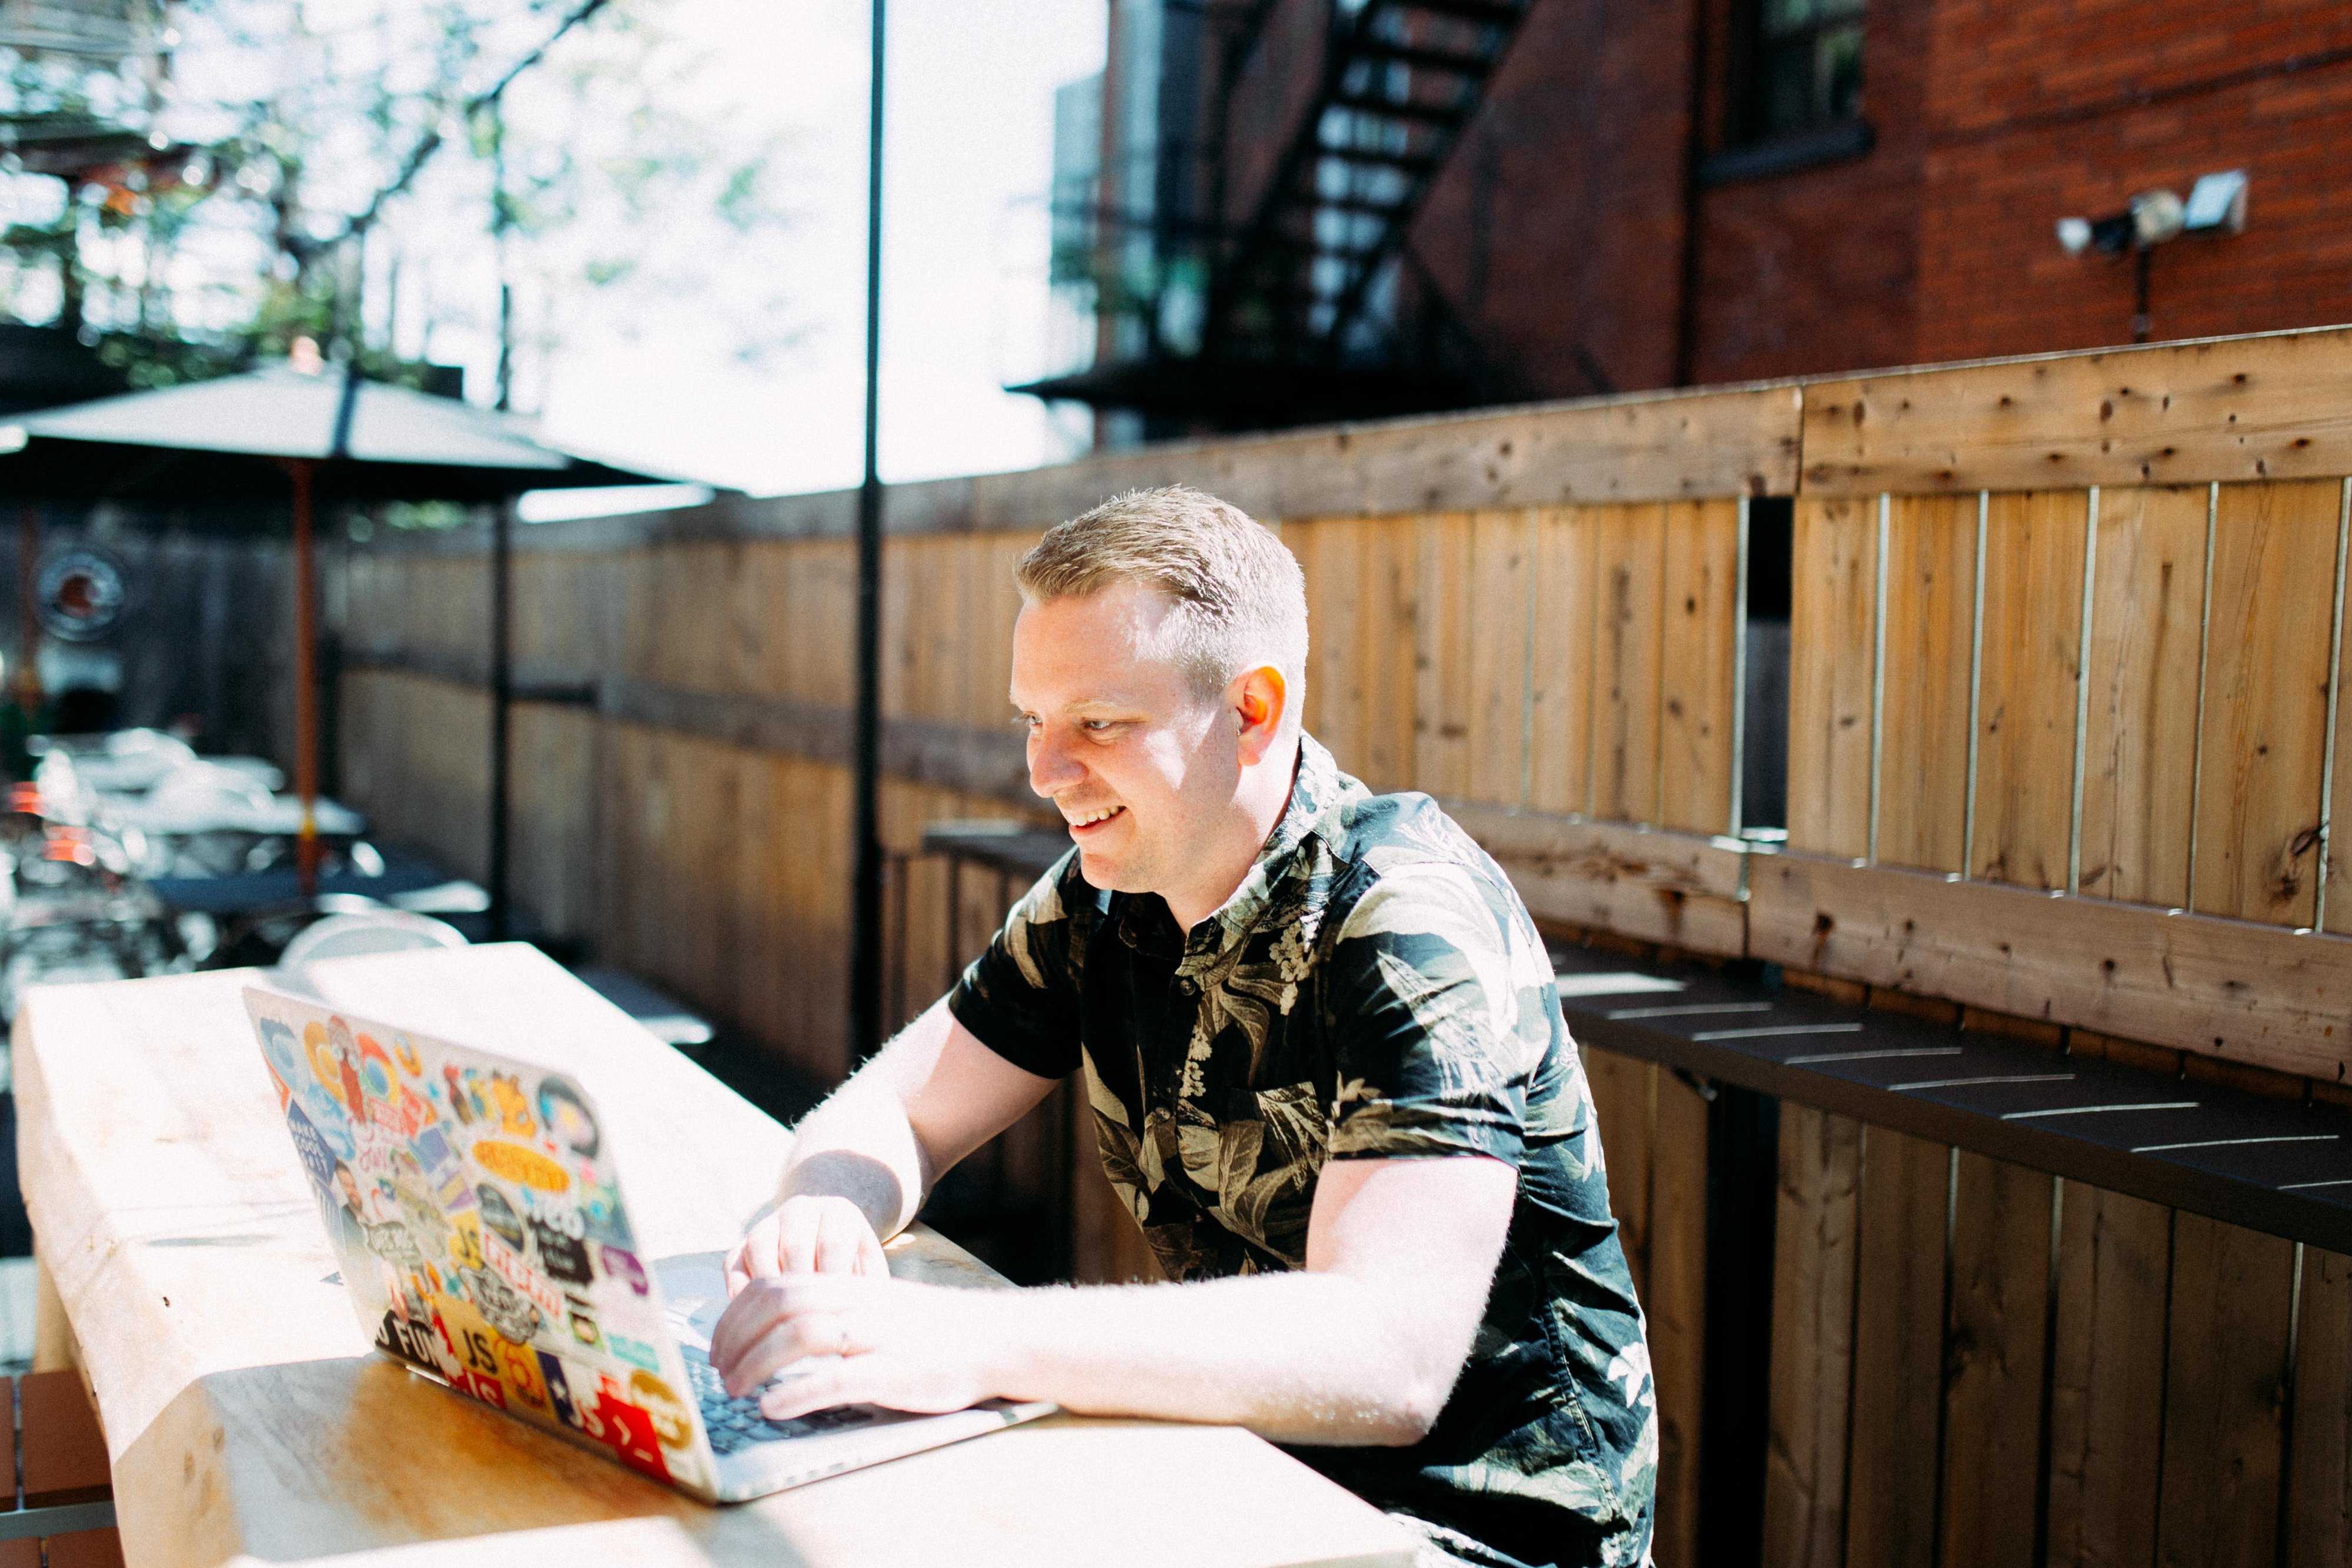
[1232,664,1288,764]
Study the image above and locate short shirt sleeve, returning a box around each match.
[946,851,1085,1080]
[1325,860,1544,1166]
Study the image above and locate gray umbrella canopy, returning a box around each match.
[0,360,704,902]
[0,361,680,507]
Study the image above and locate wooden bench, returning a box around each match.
[1553,940,2352,1251]
[0,1369,120,1567]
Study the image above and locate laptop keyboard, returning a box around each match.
[681,1345,878,1455]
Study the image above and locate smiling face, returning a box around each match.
[1011,580,1291,929]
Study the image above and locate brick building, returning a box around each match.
[1027,0,2352,438]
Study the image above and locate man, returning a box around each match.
[711,487,1656,1567]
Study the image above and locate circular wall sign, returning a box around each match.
[34,545,128,641]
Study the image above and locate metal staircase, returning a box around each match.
[1018,0,1539,433]
[1211,0,1535,372]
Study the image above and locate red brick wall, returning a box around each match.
[1913,2,2352,360]
[1183,0,2352,400]
[1685,0,1936,385]
[1406,0,1699,396]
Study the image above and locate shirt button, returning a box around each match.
[1177,977,1197,995]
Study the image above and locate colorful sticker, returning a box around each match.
[467,1262,546,1345]
[537,1076,600,1157]
[285,1101,339,1193]
[485,1072,536,1139]
[378,1306,453,1376]
[480,1228,564,1326]
[599,1245,650,1297]
[472,1139,571,1193]
[475,1184,527,1250]
[607,1332,661,1373]
[594,1375,672,1482]
[529,1216,596,1287]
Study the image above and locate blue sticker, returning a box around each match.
[607,1332,660,1373]
[285,1101,339,1193]
[411,1124,459,1179]
[258,1017,305,1093]
[538,1349,580,1429]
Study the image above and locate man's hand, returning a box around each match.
[724,1193,889,1293]
[708,1272,1016,1417]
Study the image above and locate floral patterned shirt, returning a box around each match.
[947,734,1658,1567]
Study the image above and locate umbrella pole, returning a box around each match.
[290,459,320,895]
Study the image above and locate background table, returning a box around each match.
[15,944,1411,1567]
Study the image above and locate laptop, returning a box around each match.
[242,984,1054,1502]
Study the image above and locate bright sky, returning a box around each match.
[534,0,1105,499]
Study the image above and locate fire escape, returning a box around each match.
[1018,0,1538,433]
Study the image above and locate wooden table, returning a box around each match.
[15,944,1411,1567]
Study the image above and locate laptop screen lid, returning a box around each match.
[242,984,722,1498]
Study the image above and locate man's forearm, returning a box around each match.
[774,1077,934,1239]
[978,1270,1461,1446]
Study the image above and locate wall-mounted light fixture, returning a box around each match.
[2056,169,2247,340]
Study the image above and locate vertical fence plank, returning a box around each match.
[2287,1246,2352,1566]
[1594,503,1667,823]
[1649,1071,1709,1568]
[1972,490,2091,889]
[967,531,1029,730]
[617,546,655,686]
[1358,516,1421,794]
[733,748,791,1056]
[744,541,795,700]
[1659,499,1743,835]
[1528,504,1599,816]
[791,537,858,710]
[2195,479,2341,926]
[1764,1105,1862,1568]
[2080,486,2211,906]
[2045,1183,2169,1568]
[505,704,597,941]
[1584,1047,1653,1303]
[1845,1128,1949,1568]
[1788,495,1879,857]
[2328,487,2352,935]
[1303,519,1369,774]
[2156,1215,2294,1568]
[716,540,762,697]
[1939,1152,2053,1568]
[1289,518,1328,737]
[1415,512,1476,798]
[1875,493,1978,872]
[936,536,979,721]
[879,536,917,720]
[814,758,855,1073]
[1466,508,1535,805]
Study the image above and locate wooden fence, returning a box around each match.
[335,324,2352,1567]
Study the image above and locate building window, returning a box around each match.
[1743,0,1864,143]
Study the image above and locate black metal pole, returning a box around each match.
[848,0,887,1062]
[487,93,515,942]
[489,498,513,941]
[2132,244,2153,344]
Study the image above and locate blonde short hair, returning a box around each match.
[1015,485,1308,701]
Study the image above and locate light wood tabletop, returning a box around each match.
[14,943,1412,1567]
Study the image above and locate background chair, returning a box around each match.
[276,910,467,969]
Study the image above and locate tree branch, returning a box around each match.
[324,0,613,250]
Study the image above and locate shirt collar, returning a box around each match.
[1177,731,1348,969]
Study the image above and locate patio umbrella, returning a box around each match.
[0,360,696,921]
